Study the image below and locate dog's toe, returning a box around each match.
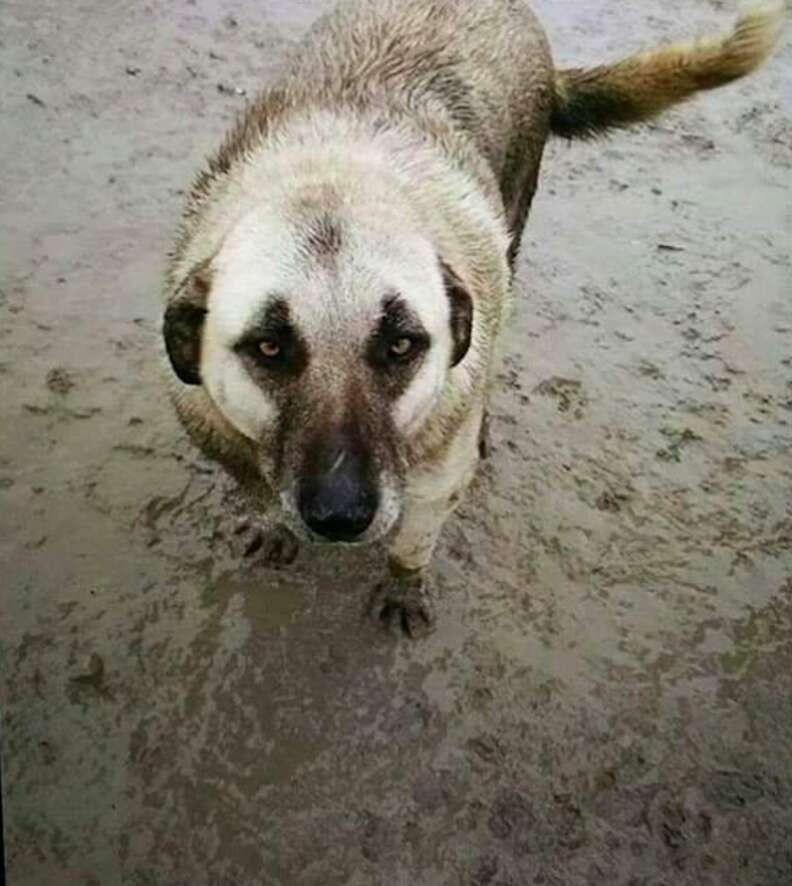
[399,600,435,639]
[261,526,300,566]
[370,575,436,638]
[237,523,299,566]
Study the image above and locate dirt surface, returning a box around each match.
[2,1,792,884]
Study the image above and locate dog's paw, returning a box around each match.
[370,571,436,639]
[235,522,300,567]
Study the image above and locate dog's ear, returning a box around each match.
[163,261,212,386]
[441,260,473,368]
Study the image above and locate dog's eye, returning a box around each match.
[258,338,281,359]
[389,337,414,359]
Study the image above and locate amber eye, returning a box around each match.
[258,339,281,359]
[389,337,414,359]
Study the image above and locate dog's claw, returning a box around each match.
[370,572,436,638]
[242,529,264,558]
[260,526,300,566]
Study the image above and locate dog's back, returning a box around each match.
[289,0,555,172]
[206,0,782,268]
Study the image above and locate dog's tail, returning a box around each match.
[550,2,784,139]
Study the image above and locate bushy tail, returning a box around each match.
[550,2,784,139]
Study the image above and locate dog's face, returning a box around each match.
[164,203,473,544]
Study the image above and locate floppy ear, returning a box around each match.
[163,262,212,386]
[441,260,473,368]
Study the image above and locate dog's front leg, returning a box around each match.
[372,413,482,637]
[371,495,455,637]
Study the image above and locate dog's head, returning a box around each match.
[163,201,473,544]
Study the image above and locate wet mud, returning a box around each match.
[2,1,791,883]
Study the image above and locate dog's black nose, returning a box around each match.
[298,449,379,542]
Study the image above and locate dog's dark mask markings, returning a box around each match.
[366,294,431,396]
[236,298,310,381]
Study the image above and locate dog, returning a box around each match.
[162,0,782,635]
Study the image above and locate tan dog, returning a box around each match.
[162,0,782,634]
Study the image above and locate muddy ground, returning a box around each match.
[2,1,791,884]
